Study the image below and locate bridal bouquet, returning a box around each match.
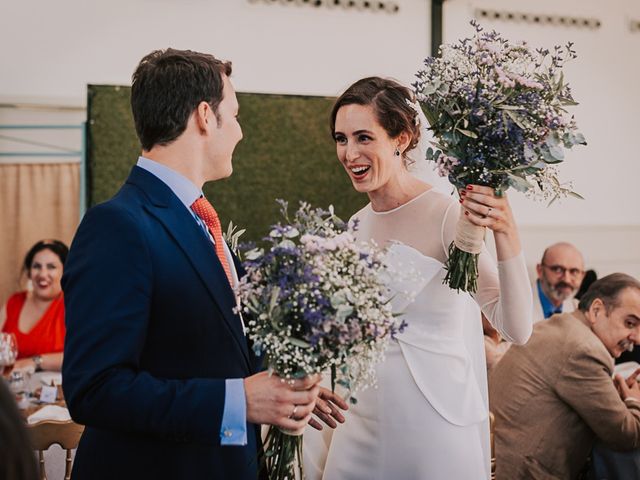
[235,200,407,480]
[414,20,586,293]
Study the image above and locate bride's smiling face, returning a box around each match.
[334,104,404,193]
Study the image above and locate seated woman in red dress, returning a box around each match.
[0,239,68,372]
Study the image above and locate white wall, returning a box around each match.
[1,0,638,277]
[0,0,430,102]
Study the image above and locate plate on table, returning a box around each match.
[614,361,640,379]
[38,372,62,386]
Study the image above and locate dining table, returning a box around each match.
[9,369,76,480]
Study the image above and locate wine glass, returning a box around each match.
[0,332,18,376]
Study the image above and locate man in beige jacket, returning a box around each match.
[489,273,640,479]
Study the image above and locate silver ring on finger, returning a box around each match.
[486,207,492,219]
[289,405,298,419]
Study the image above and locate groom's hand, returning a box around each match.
[308,387,349,431]
[244,372,321,430]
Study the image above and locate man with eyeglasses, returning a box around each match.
[533,242,586,322]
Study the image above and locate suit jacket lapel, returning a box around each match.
[126,167,252,369]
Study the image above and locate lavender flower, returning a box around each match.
[415,20,586,202]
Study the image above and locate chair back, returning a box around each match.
[28,420,84,480]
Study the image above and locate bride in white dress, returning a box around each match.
[304,77,533,480]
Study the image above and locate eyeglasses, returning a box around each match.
[541,263,584,277]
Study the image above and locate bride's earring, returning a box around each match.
[394,148,400,157]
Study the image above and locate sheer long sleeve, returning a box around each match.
[441,202,533,344]
[353,189,533,345]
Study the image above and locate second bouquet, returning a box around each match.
[235,200,407,480]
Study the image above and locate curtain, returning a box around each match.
[0,163,79,305]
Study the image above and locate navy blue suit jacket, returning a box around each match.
[62,166,260,479]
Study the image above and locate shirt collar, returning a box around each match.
[537,279,563,318]
[136,156,201,209]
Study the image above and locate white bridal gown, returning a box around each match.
[303,189,532,480]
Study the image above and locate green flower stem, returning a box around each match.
[443,242,479,293]
[261,425,304,480]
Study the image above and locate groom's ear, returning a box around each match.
[195,101,212,133]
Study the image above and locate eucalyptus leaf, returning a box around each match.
[269,286,281,315]
[278,239,296,249]
[269,307,282,329]
[541,147,563,164]
[523,143,537,162]
[548,145,565,161]
[545,134,560,148]
[330,292,346,308]
[336,304,354,322]
[574,133,587,145]
[506,173,534,192]
[244,248,264,261]
[421,106,438,127]
[505,110,526,130]
[283,227,300,238]
[426,147,434,160]
[562,132,575,148]
[556,71,564,92]
[456,128,478,139]
[568,191,585,200]
[496,104,523,111]
[509,164,535,172]
[560,98,579,106]
[287,337,312,349]
[423,84,438,95]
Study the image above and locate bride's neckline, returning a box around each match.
[369,188,435,215]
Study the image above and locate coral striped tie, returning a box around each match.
[191,197,233,286]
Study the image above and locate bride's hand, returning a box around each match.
[308,387,349,431]
[460,185,521,260]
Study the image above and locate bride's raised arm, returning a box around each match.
[441,187,533,344]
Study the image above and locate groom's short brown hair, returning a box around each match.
[131,48,232,151]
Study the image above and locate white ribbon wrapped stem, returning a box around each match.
[454,209,485,254]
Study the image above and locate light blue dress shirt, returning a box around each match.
[536,279,563,319]
[137,156,247,446]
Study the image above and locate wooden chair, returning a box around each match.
[28,420,84,480]
[490,411,496,480]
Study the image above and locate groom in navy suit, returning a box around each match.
[61,49,322,479]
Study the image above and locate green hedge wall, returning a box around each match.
[87,86,366,242]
